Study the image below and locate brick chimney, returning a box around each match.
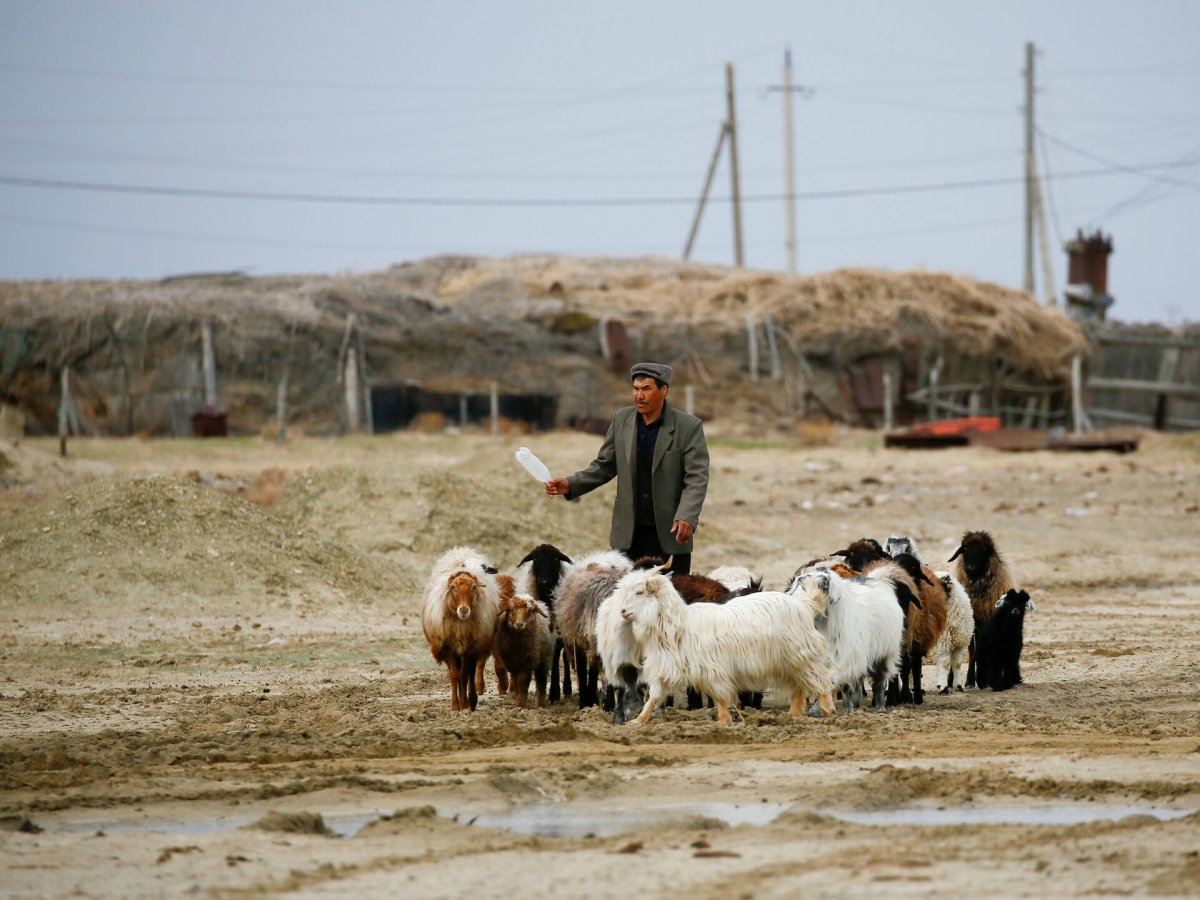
[1064,229,1114,321]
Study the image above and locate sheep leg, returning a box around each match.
[966,634,978,688]
[633,685,666,726]
[897,652,914,704]
[602,683,616,713]
[534,662,549,708]
[816,690,836,719]
[446,658,463,712]
[686,687,704,711]
[573,645,593,708]
[514,670,533,709]
[788,689,808,718]
[909,648,925,705]
[464,652,480,711]
[494,656,509,695]
[870,668,888,711]
[473,657,487,695]
[562,647,573,698]
[714,699,733,726]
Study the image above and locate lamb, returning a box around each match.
[786,566,905,714]
[420,546,502,712]
[554,549,632,709]
[516,543,574,702]
[977,588,1035,691]
[932,571,975,694]
[492,591,556,708]
[948,530,1016,689]
[615,566,835,726]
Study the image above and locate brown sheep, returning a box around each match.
[420,547,502,712]
[949,530,1016,688]
[493,592,555,708]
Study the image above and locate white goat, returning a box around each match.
[933,570,975,693]
[616,568,834,725]
[787,566,905,713]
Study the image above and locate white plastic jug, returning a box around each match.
[515,446,552,482]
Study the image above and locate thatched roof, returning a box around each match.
[0,254,1088,379]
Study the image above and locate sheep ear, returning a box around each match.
[556,549,573,565]
[483,564,498,575]
[518,549,536,565]
[948,546,963,563]
[1026,598,1037,613]
[816,572,831,596]
[534,604,549,617]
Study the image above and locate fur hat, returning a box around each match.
[630,362,672,386]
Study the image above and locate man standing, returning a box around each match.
[545,362,709,575]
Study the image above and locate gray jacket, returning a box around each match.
[566,404,709,554]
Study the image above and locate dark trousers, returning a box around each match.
[626,521,691,575]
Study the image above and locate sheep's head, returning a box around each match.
[619,569,669,623]
[788,568,838,615]
[519,544,572,605]
[885,535,919,560]
[995,588,1034,616]
[446,571,483,621]
[948,530,998,580]
[837,538,888,572]
[499,593,547,632]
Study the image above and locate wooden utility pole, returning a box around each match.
[782,48,796,272]
[1023,41,1036,295]
[725,62,745,268]
[683,123,728,260]
[767,47,813,274]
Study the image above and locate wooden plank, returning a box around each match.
[1092,333,1200,350]
[1086,378,1200,399]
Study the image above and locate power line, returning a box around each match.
[4,158,1199,208]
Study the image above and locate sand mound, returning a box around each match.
[272,456,615,574]
[0,474,400,621]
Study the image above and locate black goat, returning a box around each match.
[977,588,1034,691]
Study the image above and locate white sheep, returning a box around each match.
[615,568,835,726]
[787,566,906,713]
[420,546,501,712]
[933,570,976,694]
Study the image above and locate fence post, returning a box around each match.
[490,381,499,439]
[927,366,939,422]
[882,371,893,432]
[746,313,759,381]
[1071,354,1084,435]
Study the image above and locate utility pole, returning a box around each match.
[766,45,813,274]
[682,62,746,267]
[781,48,796,273]
[1023,41,1036,295]
[682,123,729,260]
[725,62,745,267]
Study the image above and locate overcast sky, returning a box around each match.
[2,1,1198,325]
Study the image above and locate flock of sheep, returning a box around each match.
[419,531,1035,725]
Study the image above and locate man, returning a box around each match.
[545,362,709,575]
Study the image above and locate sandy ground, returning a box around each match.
[1,425,1199,898]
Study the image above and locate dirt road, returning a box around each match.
[1,428,1197,897]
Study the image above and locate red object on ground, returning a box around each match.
[905,416,1002,437]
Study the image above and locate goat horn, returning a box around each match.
[657,555,674,573]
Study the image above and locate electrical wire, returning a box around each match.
[3,158,1198,207]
